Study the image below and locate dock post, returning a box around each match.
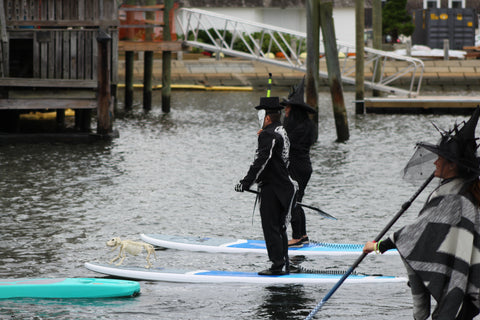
[125,51,134,110]
[124,0,136,110]
[319,1,349,142]
[355,0,365,114]
[162,0,174,113]
[372,0,382,97]
[143,51,153,111]
[97,30,112,135]
[56,110,65,132]
[143,0,156,111]
[443,39,449,60]
[306,0,320,140]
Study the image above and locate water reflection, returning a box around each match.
[257,285,314,320]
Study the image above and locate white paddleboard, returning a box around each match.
[84,262,406,284]
[140,234,398,256]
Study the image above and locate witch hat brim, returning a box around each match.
[280,99,317,113]
[417,106,480,174]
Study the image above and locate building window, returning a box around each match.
[424,0,440,8]
[448,0,465,8]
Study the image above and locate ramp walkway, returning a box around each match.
[175,8,424,97]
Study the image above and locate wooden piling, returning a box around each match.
[143,51,153,110]
[56,110,65,132]
[355,0,365,114]
[305,0,320,140]
[124,0,136,110]
[143,0,155,111]
[319,1,349,142]
[97,30,112,135]
[372,0,382,97]
[162,0,174,113]
[124,51,134,109]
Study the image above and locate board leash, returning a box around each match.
[290,265,360,276]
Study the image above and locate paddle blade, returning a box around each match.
[298,203,337,220]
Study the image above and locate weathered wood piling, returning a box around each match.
[319,1,349,142]
[355,0,365,114]
[162,0,174,113]
[97,30,113,135]
[306,0,320,139]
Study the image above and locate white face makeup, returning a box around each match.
[257,110,266,128]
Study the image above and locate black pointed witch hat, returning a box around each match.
[281,77,316,114]
[418,106,480,176]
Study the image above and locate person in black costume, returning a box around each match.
[235,96,298,276]
[281,78,317,247]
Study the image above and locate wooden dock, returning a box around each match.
[364,96,480,114]
[0,0,118,137]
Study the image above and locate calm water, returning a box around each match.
[1,89,479,319]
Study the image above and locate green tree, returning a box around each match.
[382,0,415,43]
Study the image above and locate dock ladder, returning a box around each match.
[175,8,424,97]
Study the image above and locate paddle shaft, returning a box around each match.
[304,172,435,320]
[245,189,336,220]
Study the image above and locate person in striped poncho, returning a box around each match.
[364,107,480,320]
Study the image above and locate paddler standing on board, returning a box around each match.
[235,77,298,275]
[363,107,480,320]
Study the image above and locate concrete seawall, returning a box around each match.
[117,57,480,92]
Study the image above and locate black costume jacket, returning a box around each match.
[240,121,297,210]
[286,118,316,165]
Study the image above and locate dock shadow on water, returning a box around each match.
[0,90,477,319]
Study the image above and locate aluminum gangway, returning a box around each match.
[175,8,424,97]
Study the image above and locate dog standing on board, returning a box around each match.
[107,237,156,268]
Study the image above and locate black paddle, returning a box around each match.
[245,189,337,220]
[304,172,435,320]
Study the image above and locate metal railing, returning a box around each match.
[175,8,424,97]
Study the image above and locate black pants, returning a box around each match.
[289,161,312,239]
[260,185,289,271]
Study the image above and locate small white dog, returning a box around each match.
[106,237,156,268]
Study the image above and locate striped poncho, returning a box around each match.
[394,178,480,319]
